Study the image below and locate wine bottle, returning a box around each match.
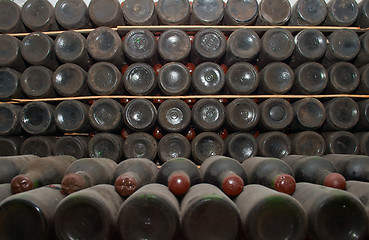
[258,62,294,94]
[234,184,307,240]
[323,154,369,182]
[20,136,56,157]
[158,62,191,95]
[20,0,59,31]
[21,66,56,98]
[0,103,22,136]
[20,102,56,135]
[292,182,367,240]
[122,0,157,26]
[11,155,76,194]
[181,183,240,240]
[0,68,22,101]
[158,133,191,164]
[156,0,190,25]
[282,155,346,189]
[157,157,201,196]
[88,0,124,27]
[355,131,369,155]
[158,99,191,133]
[324,0,359,26]
[259,98,293,131]
[87,62,123,95]
[355,99,369,130]
[0,136,25,156]
[355,0,369,27]
[192,62,225,94]
[117,184,179,240]
[225,132,258,162]
[122,63,157,95]
[242,157,296,194]
[201,155,247,197]
[113,158,158,197]
[123,132,157,161]
[88,133,124,163]
[226,98,259,131]
[123,29,157,65]
[54,136,89,159]
[89,98,124,132]
[289,131,326,156]
[191,132,226,164]
[0,184,65,240]
[357,64,369,94]
[54,184,123,240]
[323,97,359,131]
[123,98,157,131]
[55,0,91,30]
[61,158,117,195]
[192,98,225,132]
[0,183,12,202]
[256,0,291,25]
[0,0,26,33]
[257,131,292,159]
[224,0,258,26]
[291,62,328,95]
[53,63,88,97]
[290,98,326,131]
[326,62,360,93]
[322,131,359,155]
[225,62,259,94]
[354,31,369,68]
[289,0,327,26]
[55,100,91,133]
[158,29,191,63]
[0,155,39,184]
[191,0,224,25]
[0,35,26,72]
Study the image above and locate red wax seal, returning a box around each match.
[152,126,164,140]
[61,173,85,195]
[121,64,129,74]
[274,174,296,195]
[153,64,162,75]
[186,63,195,75]
[115,174,138,197]
[324,173,346,190]
[185,128,196,140]
[168,172,191,196]
[222,174,244,197]
[11,175,33,194]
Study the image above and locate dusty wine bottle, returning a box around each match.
[157,157,202,196]
[355,131,369,155]
[156,0,190,25]
[87,62,123,95]
[191,0,224,25]
[20,136,56,157]
[55,100,91,133]
[354,31,369,68]
[123,132,157,161]
[61,158,117,194]
[357,64,369,94]
[224,0,258,25]
[191,132,226,164]
[0,68,22,101]
[323,97,359,131]
[20,0,59,31]
[86,26,124,67]
[0,137,25,156]
[123,63,157,95]
[192,98,225,132]
[225,132,258,162]
[117,184,180,240]
[289,0,327,26]
[326,62,360,93]
[55,0,91,29]
[0,103,22,136]
[323,154,369,182]
[226,98,259,131]
[158,99,191,133]
[0,183,12,202]
[292,182,367,240]
[0,155,39,184]
[55,31,92,71]
[191,29,226,65]
[258,98,293,131]
[122,0,157,26]
[256,0,291,25]
[259,62,294,94]
[357,99,369,130]
[242,157,296,194]
[289,131,326,156]
[257,131,292,159]
[192,62,225,94]
[235,184,307,240]
[123,99,157,131]
[0,35,26,72]
[322,131,359,155]
[158,29,191,63]
[123,29,157,64]
[324,0,359,26]
[21,66,56,98]
[158,62,191,95]
[291,98,326,131]
[55,184,123,240]
[0,0,26,33]
[88,133,124,163]
[20,102,56,135]
[88,0,124,27]
[292,62,328,95]
[113,158,158,197]
[89,98,124,132]
[355,0,369,27]
[158,133,191,163]
[225,62,259,94]
[54,136,89,159]
[0,184,65,240]
[53,63,89,97]
[11,155,76,193]
[181,183,240,240]
[201,155,247,197]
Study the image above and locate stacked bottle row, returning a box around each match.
[1,0,368,34]
[0,155,368,240]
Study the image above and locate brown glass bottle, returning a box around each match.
[323,97,359,131]
[89,98,124,132]
[158,62,191,95]
[192,98,225,132]
[0,35,26,72]
[123,29,157,64]
[11,155,76,194]
[282,155,346,189]
[0,184,65,240]
[21,0,59,31]
[201,155,247,197]
[291,98,326,131]
[256,0,291,25]
[290,131,326,156]
[225,62,259,94]
[0,155,39,184]
[62,158,117,195]
[257,131,292,159]
[326,62,360,93]
[0,103,22,136]
[225,132,258,162]
[123,99,157,132]
[292,62,328,95]
[53,63,89,97]
[21,66,56,98]
[55,100,91,133]
[324,0,359,26]
[224,0,258,25]
[191,0,224,25]
[55,0,91,29]
[87,62,123,95]
[0,136,25,156]
[55,31,92,71]
[292,182,367,240]
[191,132,226,164]
[259,98,293,131]
[123,63,157,95]
[88,0,124,27]
[157,0,190,25]
[55,184,123,240]
[54,136,89,159]
[113,158,158,197]
[88,133,124,163]
[123,132,157,161]
[181,183,240,240]
[158,99,191,133]
[157,157,201,196]
[158,29,191,63]
[322,131,359,154]
[289,0,327,26]
[0,0,26,33]
[235,184,307,240]
[158,133,191,164]
[20,136,56,157]
[20,102,56,135]
[259,62,294,94]
[122,0,157,26]
[192,62,225,94]
[0,68,23,101]
[226,98,259,131]
[117,184,180,240]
